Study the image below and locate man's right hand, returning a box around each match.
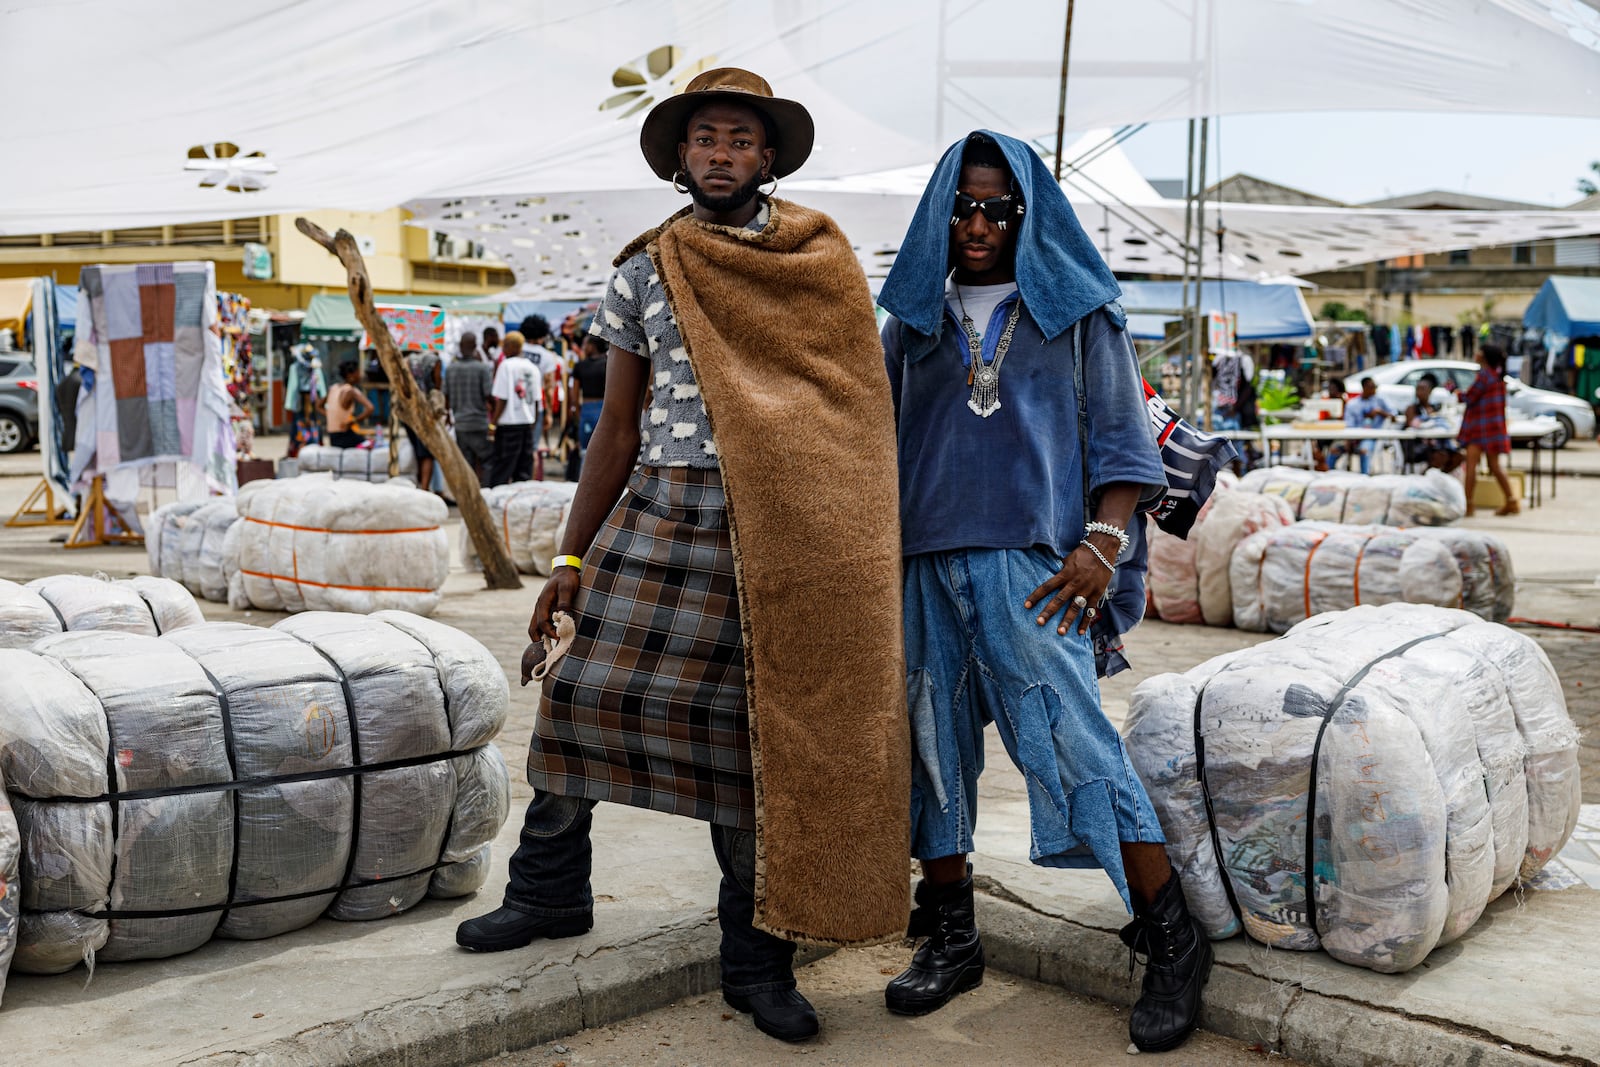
[531,567,582,641]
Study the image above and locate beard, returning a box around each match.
[684,170,764,213]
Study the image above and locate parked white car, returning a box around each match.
[1356,359,1595,448]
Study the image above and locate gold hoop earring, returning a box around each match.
[759,174,778,197]
[672,170,690,195]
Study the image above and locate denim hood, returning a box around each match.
[877,130,1121,347]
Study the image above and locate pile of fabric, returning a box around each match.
[295,440,415,484]
[147,498,242,604]
[1125,603,1579,973]
[1148,483,1296,627]
[1235,466,1466,526]
[0,611,509,976]
[463,481,578,577]
[0,575,203,649]
[226,475,449,616]
[1231,522,1515,633]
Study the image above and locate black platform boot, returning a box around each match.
[884,870,985,1016]
[1119,872,1213,1053]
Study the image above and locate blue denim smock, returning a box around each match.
[882,297,1166,558]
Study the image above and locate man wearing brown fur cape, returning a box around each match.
[456,68,910,1044]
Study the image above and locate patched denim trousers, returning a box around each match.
[903,547,1165,910]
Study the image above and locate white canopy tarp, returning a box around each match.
[6,0,1600,235]
[408,134,1600,298]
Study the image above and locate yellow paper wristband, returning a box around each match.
[551,555,584,573]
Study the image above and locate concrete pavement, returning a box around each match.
[0,438,1594,1065]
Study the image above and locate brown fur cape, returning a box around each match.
[616,198,910,945]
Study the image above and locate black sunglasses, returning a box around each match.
[950,191,1021,225]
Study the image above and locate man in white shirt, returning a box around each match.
[489,330,542,485]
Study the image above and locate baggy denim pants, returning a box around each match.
[903,547,1165,910]
[502,792,797,995]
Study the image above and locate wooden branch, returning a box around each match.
[295,217,524,591]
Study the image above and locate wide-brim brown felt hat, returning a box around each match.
[640,67,815,181]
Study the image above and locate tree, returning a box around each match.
[1579,161,1600,197]
[296,217,523,592]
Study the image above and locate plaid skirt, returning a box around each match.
[527,466,754,829]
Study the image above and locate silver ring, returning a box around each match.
[1085,607,1098,620]
[1072,595,1088,609]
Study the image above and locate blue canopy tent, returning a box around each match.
[1525,275,1600,404]
[503,300,593,335]
[1119,280,1315,342]
[1523,275,1600,340]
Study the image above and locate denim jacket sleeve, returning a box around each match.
[1081,307,1167,507]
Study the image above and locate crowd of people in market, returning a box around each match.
[294,308,609,492]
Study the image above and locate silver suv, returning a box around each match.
[1361,359,1595,449]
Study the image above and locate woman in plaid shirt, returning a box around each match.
[1460,344,1518,516]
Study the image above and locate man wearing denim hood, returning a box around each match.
[877,131,1211,1053]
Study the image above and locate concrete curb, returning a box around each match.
[178,918,724,1067]
[974,893,1593,1067]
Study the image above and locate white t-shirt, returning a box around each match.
[946,280,1019,342]
[492,355,542,425]
[527,343,562,379]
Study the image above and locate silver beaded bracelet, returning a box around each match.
[1084,520,1131,560]
[1081,539,1117,574]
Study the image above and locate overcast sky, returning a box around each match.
[1116,111,1600,207]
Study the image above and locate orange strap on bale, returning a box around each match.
[244,517,441,536]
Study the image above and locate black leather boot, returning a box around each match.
[455,906,593,952]
[723,988,820,1043]
[884,870,985,1016]
[1119,872,1212,1052]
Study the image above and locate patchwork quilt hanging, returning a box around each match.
[74,263,235,490]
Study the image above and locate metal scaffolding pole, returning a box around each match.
[1177,119,1197,416]
[1052,0,1077,181]
[1189,116,1209,426]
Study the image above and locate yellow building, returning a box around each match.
[0,209,513,310]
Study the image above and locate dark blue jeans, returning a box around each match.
[503,792,797,996]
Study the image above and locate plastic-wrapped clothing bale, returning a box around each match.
[1125,603,1578,973]
[294,439,415,483]
[1147,512,1204,624]
[21,574,202,638]
[0,612,509,974]
[168,498,242,603]
[1442,623,1581,879]
[1423,528,1515,623]
[463,481,579,576]
[0,580,64,650]
[366,610,510,898]
[26,631,232,965]
[1236,466,1316,512]
[1230,524,1463,634]
[122,576,206,633]
[229,474,449,616]
[1191,492,1296,627]
[272,612,506,914]
[1387,470,1469,526]
[0,781,17,1006]
[147,500,205,582]
[1235,466,1464,526]
[159,623,354,940]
